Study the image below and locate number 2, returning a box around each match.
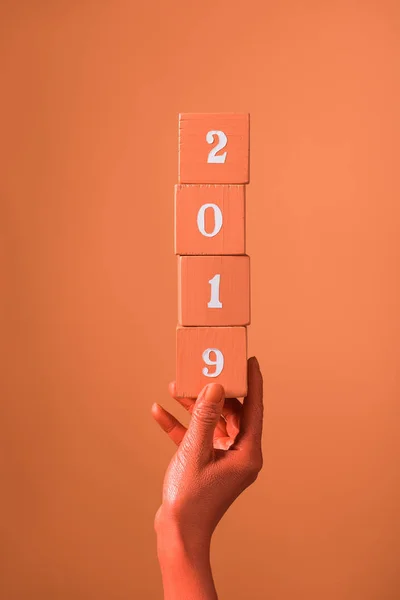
[202,348,224,377]
[206,130,227,163]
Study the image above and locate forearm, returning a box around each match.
[156,518,218,600]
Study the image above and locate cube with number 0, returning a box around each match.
[178,255,250,326]
[176,326,247,398]
[179,113,249,184]
[175,184,245,255]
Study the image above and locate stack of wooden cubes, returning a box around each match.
[175,113,250,398]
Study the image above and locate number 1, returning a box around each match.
[208,274,222,308]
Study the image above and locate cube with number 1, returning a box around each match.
[178,255,250,326]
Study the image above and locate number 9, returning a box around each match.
[202,348,224,377]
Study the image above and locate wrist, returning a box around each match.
[155,506,212,561]
[154,506,218,600]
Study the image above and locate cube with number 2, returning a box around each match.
[179,113,249,184]
[175,184,245,255]
[176,326,247,398]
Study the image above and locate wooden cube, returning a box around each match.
[178,255,250,326]
[176,326,247,398]
[178,113,249,184]
[174,184,245,255]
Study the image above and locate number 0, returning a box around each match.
[197,203,223,238]
[206,130,227,163]
[202,348,224,377]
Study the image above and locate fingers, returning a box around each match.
[214,435,236,451]
[223,398,241,439]
[151,401,231,450]
[168,382,193,409]
[151,403,186,446]
[169,382,241,439]
[234,356,264,451]
[183,383,225,461]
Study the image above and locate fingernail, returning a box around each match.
[205,383,224,404]
[197,386,208,401]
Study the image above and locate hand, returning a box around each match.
[152,356,264,545]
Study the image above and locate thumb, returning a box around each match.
[186,383,225,460]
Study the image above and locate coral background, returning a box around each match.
[1,1,399,598]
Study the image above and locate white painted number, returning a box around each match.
[202,348,224,378]
[207,274,222,308]
[206,130,227,163]
[197,203,223,238]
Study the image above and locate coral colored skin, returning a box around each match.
[151,357,264,600]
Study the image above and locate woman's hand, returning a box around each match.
[152,357,264,600]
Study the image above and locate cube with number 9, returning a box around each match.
[176,326,247,398]
[178,113,250,184]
